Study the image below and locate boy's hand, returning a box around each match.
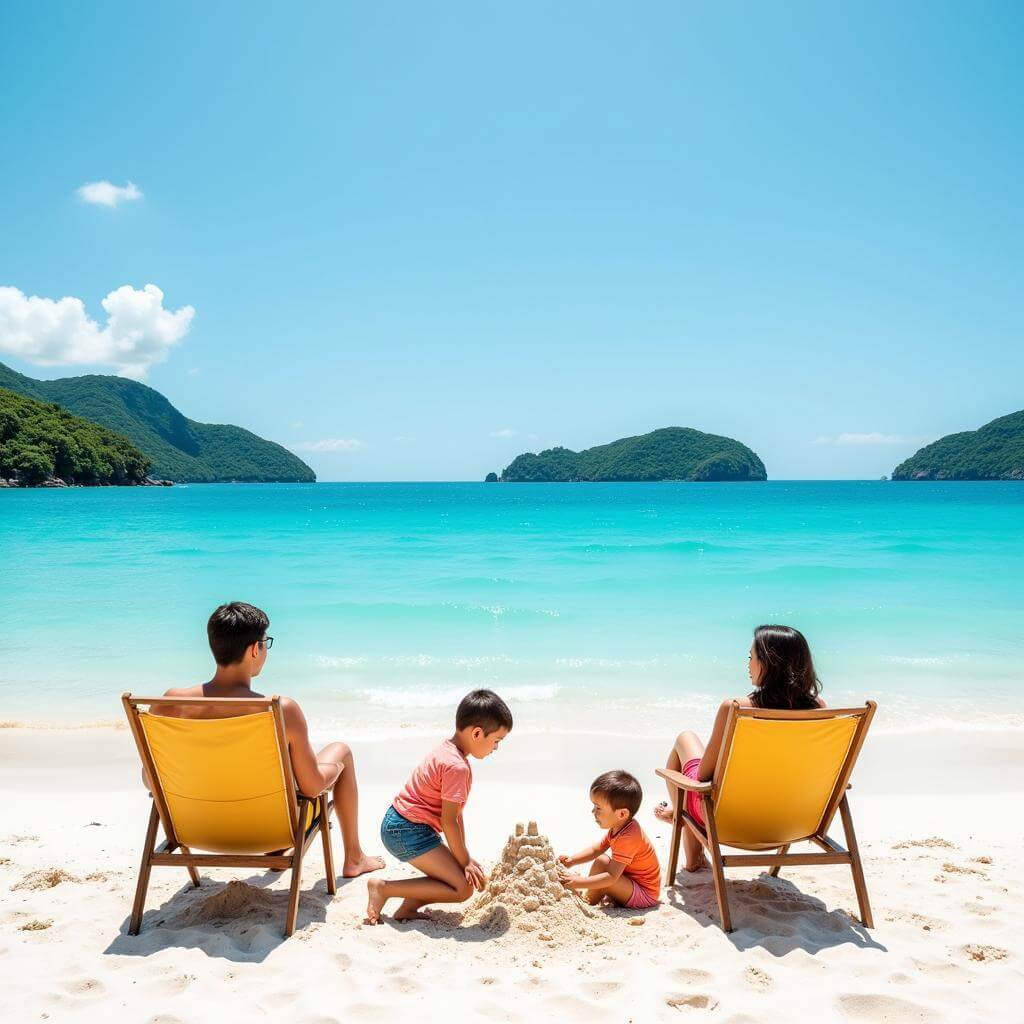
[464,858,487,892]
[558,854,573,867]
[558,868,584,890]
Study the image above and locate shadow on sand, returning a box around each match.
[665,870,887,955]
[104,871,362,964]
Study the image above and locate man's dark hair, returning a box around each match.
[591,770,643,818]
[455,689,513,735]
[207,602,269,666]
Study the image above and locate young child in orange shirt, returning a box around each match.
[558,770,661,908]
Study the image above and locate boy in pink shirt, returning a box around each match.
[366,689,513,924]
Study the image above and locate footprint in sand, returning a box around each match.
[963,944,1009,963]
[61,976,106,998]
[744,965,773,991]
[838,993,938,1022]
[666,993,719,1012]
[671,967,714,986]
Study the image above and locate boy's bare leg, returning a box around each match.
[317,742,384,877]
[366,846,473,924]
[583,854,635,906]
[654,730,708,872]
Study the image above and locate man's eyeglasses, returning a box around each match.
[260,636,274,650]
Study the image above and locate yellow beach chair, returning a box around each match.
[121,694,336,937]
[657,701,876,932]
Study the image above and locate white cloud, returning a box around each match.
[490,428,516,438]
[0,283,194,379]
[76,180,143,207]
[187,367,200,376]
[292,438,364,453]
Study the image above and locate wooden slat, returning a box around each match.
[150,853,293,869]
[124,695,277,708]
[721,852,851,868]
[656,767,713,794]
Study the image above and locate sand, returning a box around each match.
[1,726,1022,1022]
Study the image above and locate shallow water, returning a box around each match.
[1,481,1021,736]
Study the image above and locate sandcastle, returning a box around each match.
[461,821,597,942]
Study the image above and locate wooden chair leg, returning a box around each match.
[769,844,790,878]
[320,795,336,895]
[284,833,307,937]
[702,794,732,932]
[128,803,160,935]
[178,845,201,888]
[839,795,873,928]
[665,793,683,886]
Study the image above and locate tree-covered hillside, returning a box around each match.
[0,362,315,483]
[892,410,1024,480]
[501,427,767,482]
[0,387,151,485]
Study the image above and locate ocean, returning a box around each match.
[1,482,1021,738]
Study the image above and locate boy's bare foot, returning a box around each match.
[365,878,387,924]
[653,801,675,823]
[394,902,433,923]
[344,853,385,878]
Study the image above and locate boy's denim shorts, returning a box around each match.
[380,805,442,862]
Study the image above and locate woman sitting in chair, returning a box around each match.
[653,624,825,871]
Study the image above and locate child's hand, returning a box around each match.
[464,858,487,892]
[558,854,572,867]
[557,868,582,890]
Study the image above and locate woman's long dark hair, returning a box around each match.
[750,624,821,710]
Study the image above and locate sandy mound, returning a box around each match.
[893,837,956,850]
[173,881,280,926]
[462,821,597,943]
[12,868,78,890]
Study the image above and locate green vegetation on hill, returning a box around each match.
[892,410,1024,480]
[0,362,315,483]
[0,387,150,485]
[501,427,767,482]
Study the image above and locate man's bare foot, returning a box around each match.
[344,853,385,878]
[653,801,676,823]
[364,878,387,924]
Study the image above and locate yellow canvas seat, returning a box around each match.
[122,694,336,937]
[657,701,876,932]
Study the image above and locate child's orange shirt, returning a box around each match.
[601,819,661,900]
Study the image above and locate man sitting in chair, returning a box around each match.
[151,601,384,879]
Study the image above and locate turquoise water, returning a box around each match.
[1,482,1022,736]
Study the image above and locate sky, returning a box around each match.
[1,2,1021,481]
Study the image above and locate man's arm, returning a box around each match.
[281,698,344,797]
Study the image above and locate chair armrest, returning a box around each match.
[656,767,713,794]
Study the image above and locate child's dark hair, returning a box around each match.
[590,770,642,818]
[750,624,821,710]
[456,689,513,735]
[207,602,269,666]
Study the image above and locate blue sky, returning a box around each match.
[1,2,1021,480]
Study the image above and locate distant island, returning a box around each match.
[1,387,152,486]
[498,427,767,482]
[0,362,315,483]
[892,410,1024,480]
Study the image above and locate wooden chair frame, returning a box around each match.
[657,700,876,932]
[122,693,337,938]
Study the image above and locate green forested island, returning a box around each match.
[0,362,315,483]
[0,387,151,485]
[892,410,1024,480]
[499,427,767,482]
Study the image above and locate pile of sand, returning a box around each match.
[12,868,78,890]
[174,880,279,926]
[462,821,597,943]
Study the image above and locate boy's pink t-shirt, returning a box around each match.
[392,739,473,833]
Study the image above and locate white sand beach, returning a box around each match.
[1,723,1021,1023]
